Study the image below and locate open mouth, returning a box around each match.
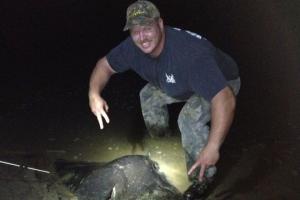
[141,41,151,49]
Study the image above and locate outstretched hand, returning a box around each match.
[89,94,110,130]
[188,145,220,182]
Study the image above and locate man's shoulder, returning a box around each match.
[165,26,214,57]
[109,36,137,57]
[166,26,205,41]
[166,26,211,49]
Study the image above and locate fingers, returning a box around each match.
[188,162,207,182]
[199,164,206,182]
[101,110,110,124]
[96,110,110,130]
[89,95,110,130]
[104,103,109,112]
[188,163,198,176]
[96,112,104,130]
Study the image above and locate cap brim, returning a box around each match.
[123,17,155,31]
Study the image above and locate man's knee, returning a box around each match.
[177,98,210,133]
[177,109,187,130]
[139,84,153,103]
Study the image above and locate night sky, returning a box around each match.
[0,0,300,198]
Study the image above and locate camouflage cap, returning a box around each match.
[123,0,160,31]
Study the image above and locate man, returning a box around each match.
[88,0,240,198]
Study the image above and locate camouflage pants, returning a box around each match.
[139,78,241,180]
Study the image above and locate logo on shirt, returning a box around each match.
[165,73,176,84]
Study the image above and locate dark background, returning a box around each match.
[0,0,300,198]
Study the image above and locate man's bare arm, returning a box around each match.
[89,57,116,97]
[88,57,116,129]
[188,86,236,181]
[207,86,236,150]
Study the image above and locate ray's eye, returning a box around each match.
[152,161,160,171]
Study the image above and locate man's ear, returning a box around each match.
[158,18,164,29]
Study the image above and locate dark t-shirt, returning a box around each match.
[107,26,239,101]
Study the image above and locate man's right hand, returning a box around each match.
[89,93,110,130]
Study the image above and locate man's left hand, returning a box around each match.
[188,145,220,182]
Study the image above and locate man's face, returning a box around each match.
[130,19,164,56]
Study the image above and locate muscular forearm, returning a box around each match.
[206,86,236,150]
[188,86,236,180]
[89,57,115,97]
